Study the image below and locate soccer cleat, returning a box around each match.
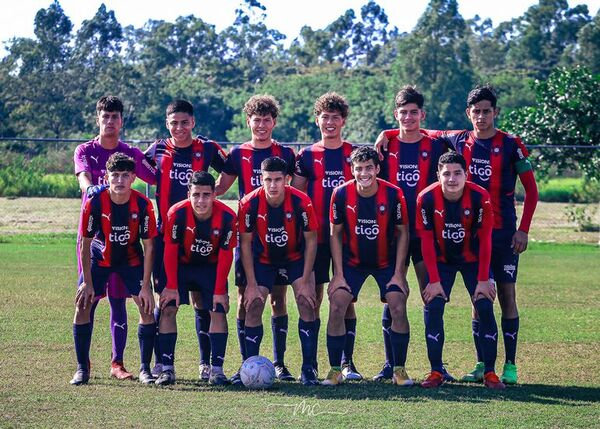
[151,363,163,378]
[70,368,90,386]
[392,366,414,386]
[372,363,393,381]
[300,367,320,386]
[139,369,156,384]
[155,369,176,386]
[229,369,243,386]
[274,364,295,381]
[209,372,231,386]
[110,361,133,380]
[461,362,485,383]
[341,361,363,381]
[321,368,343,386]
[421,371,444,388]
[199,363,211,382]
[484,372,506,390]
[441,365,456,382]
[501,362,518,385]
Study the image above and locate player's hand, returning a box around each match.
[512,230,529,254]
[138,286,155,315]
[75,283,95,310]
[473,279,496,303]
[159,288,179,310]
[85,184,108,199]
[421,282,447,304]
[387,273,409,297]
[213,293,229,313]
[328,274,351,298]
[243,284,264,310]
[374,131,390,160]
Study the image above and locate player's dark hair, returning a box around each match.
[96,95,124,115]
[438,151,466,172]
[314,92,349,118]
[350,146,380,167]
[166,99,194,117]
[106,152,135,172]
[467,84,497,108]
[188,170,215,190]
[395,85,424,109]
[261,156,288,174]
[244,95,280,118]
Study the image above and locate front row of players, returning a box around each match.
[72,147,505,389]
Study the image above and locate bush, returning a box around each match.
[515,177,600,203]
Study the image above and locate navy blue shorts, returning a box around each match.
[234,246,289,288]
[170,264,225,311]
[342,264,404,303]
[313,243,332,285]
[80,264,144,297]
[491,228,519,284]
[253,258,305,292]
[405,238,424,267]
[426,262,481,302]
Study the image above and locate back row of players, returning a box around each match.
[71,86,538,389]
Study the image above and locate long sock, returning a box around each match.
[153,306,162,365]
[271,315,288,366]
[474,299,498,374]
[73,323,92,369]
[341,318,357,365]
[237,318,247,362]
[210,333,228,368]
[472,319,484,362]
[501,317,519,364]
[195,309,211,364]
[382,304,393,366]
[326,334,345,368]
[108,297,127,362]
[424,297,446,372]
[138,323,156,371]
[158,332,177,370]
[298,319,316,370]
[313,318,321,370]
[244,325,263,358]
[390,329,411,368]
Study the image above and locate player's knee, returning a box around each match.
[328,295,349,318]
[160,306,178,320]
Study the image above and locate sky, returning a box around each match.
[1,0,599,56]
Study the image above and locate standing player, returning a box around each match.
[375,86,450,381]
[154,171,236,386]
[71,153,157,385]
[417,152,504,389]
[73,96,156,381]
[291,92,361,380]
[238,156,319,386]
[323,147,411,386]
[376,85,538,384]
[215,95,297,383]
[145,100,227,381]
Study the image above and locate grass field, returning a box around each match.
[0,199,599,428]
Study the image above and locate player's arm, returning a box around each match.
[139,237,155,314]
[160,212,180,309]
[215,173,237,196]
[417,196,447,304]
[473,197,495,303]
[133,147,157,185]
[514,167,538,254]
[76,236,95,310]
[240,230,262,308]
[291,174,308,192]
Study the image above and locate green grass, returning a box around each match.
[0,236,598,428]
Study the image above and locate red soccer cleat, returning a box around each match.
[110,361,133,380]
[421,370,444,388]
[483,372,506,390]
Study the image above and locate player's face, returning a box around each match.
[106,170,136,195]
[189,184,215,218]
[466,100,498,134]
[262,171,287,202]
[166,112,195,144]
[247,114,276,142]
[351,159,379,190]
[394,103,425,132]
[316,110,345,139]
[438,163,466,199]
[96,110,123,138]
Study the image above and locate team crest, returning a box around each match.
[421,151,429,159]
[464,209,470,216]
[285,212,293,220]
[131,213,138,220]
[493,147,500,154]
[213,228,220,236]
[379,204,386,212]
[346,157,351,163]
[194,152,202,159]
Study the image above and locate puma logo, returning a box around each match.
[257,214,267,221]
[90,155,99,164]
[504,332,517,340]
[427,333,441,342]
[113,322,126,330]
[246,336,259,344]
[186,226,195,234]
[279,328,287,334]
[382,327,391,334]
[389,152,398,159]
[347,331,356,337]
[101,213,111,221]
[162,353,173,360]
[434,209,444,217]
[242,156,252,163]
[198,330,209,337]
[314,158,323,165]
[347,205,356,213]
[299,329,310,337]
[484,333,498,342]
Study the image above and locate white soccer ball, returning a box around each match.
[240,355,276,389]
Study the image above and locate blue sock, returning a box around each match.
[153,306,162,365]
[425,297,446,372]
[271,315,288,366]
[390,330,411,368]
[73,323,92,369]
[195,309,211,364]
[474,299,498,374]
[237,318,247,362]
[326,334,345,368]
[382,304,393,366]
[298,319,316,370]
[209,332,228,368]
[244,325,263,358]
[501,317,519,364]
[341,318,357,365]
[472,319,484,362]
[313,318,321,369]
[138,323,156,371]
[158,332,177,368]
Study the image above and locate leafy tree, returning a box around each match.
[575,11,600,73]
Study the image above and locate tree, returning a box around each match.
[575,11,600,73]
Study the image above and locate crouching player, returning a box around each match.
[323,146,412,386]
[154,171,236,386]
[238,156,320,386]
[71,153,157,385]
[417,152,505,389]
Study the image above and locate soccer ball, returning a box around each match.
[240,355,276,389]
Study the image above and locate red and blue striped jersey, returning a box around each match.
[145,136,226,232]
[80,189,157,267]
[238,186,318,265]
[295,141,354,243]
[416,181,493,265]
[330,179,408,269]
[379,135,449,236]
[222,142,296,199]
